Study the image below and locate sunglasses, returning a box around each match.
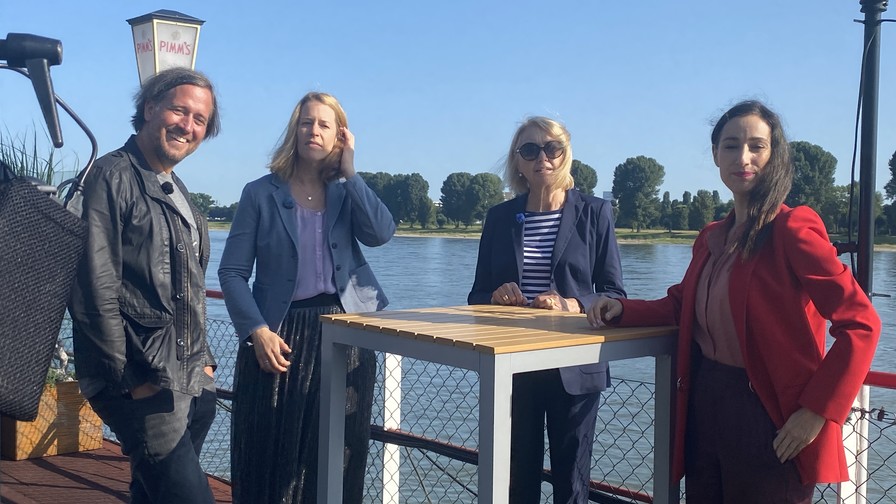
[516,141,565,161]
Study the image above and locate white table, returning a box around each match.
[317,305,678,503]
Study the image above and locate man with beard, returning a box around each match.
[69,67,221,503]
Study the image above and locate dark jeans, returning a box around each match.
[510,369,602,504]
[88,383,217,504]
[685,356,814,504]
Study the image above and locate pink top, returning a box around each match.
[291,204,337,301]
[692,224,744,367]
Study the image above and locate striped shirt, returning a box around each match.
[520,210,562,301]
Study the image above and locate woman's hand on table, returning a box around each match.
[586,296,622,327]
[532,290,579,312]
[250,326,292,374]
[491,282,527,306]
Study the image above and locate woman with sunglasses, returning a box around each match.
[468,116,626,503]
[587,100,880,502]
[219,92,394,503]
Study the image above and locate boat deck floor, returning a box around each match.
[0,440,232,503]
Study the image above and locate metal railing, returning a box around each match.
[60,294,896,503]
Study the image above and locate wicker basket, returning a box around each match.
[0,381,103,460]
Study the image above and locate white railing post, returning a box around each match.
[840,385,870,504]
[382,353,402,504]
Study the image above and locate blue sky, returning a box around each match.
[3,1,895,206]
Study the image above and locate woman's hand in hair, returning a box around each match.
[773,407,825,462]
[337,126,355,179]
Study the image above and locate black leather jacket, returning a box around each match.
[69,136,215,396]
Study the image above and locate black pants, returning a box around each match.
[88,383,217,504]
[231,296,376,504]
[510,369,602,504]
[685,356,814,504]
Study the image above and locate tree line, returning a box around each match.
[611,143,896,236]
[193,144,896,234]
[194,160,599,229]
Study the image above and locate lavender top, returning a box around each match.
[292,204,337,301]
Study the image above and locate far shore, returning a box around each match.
[208,222,896,250]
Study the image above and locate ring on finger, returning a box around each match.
[502,294,509,301]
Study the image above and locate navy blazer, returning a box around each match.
[468,189,626,395]
[218,173,395,340]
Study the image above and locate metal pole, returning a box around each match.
[857,0,888,295]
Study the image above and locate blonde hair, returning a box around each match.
[268,92,348,181]
[504,116,574,196]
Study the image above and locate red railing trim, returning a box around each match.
[865,370,896,389]
[206,289,224,299]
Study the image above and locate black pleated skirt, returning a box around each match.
[231,295,376,503]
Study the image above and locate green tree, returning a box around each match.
[786,141,837,216]
[417,200,437,229]
[714,199,734,220]
[357,171,393,201]
[688,190,715,230]
[885,150,896,200]
[440,172,473,228]
[819,183,881,234]
[682,191,692,206]
[659,191,673,231]
[822,184,853,233]
[190,192,216,215]
[884,202,896,235]
[435,211,449,229]
[466,173,504,225]
[570,159,597,196]
[671,203,689,230]
[405,173,431,228]
[383,173,430,227]
[611,156,665,231]
[208,201,238,221]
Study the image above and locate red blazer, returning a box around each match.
[616,205,880,484]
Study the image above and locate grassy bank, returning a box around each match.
[207,221,896,249]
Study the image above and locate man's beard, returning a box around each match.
[155,129,198,166]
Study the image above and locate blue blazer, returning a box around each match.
[468,189,626,394]
[218,173,395,340]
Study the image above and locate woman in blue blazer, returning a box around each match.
[218,92,394,504]
[468,116,625,503]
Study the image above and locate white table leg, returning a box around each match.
[653,353,678,504]
[382,353,402,504]
[478,355,512,504]
[318,338,348,503]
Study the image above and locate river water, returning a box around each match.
[201,231,896,499]
[206,232,896,373]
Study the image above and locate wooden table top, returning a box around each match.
[321,305,676,355]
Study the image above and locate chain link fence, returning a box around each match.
[61,306,896,502]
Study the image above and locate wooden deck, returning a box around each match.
[0,440,232,503]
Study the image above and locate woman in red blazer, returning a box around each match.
[587,100,880,503]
